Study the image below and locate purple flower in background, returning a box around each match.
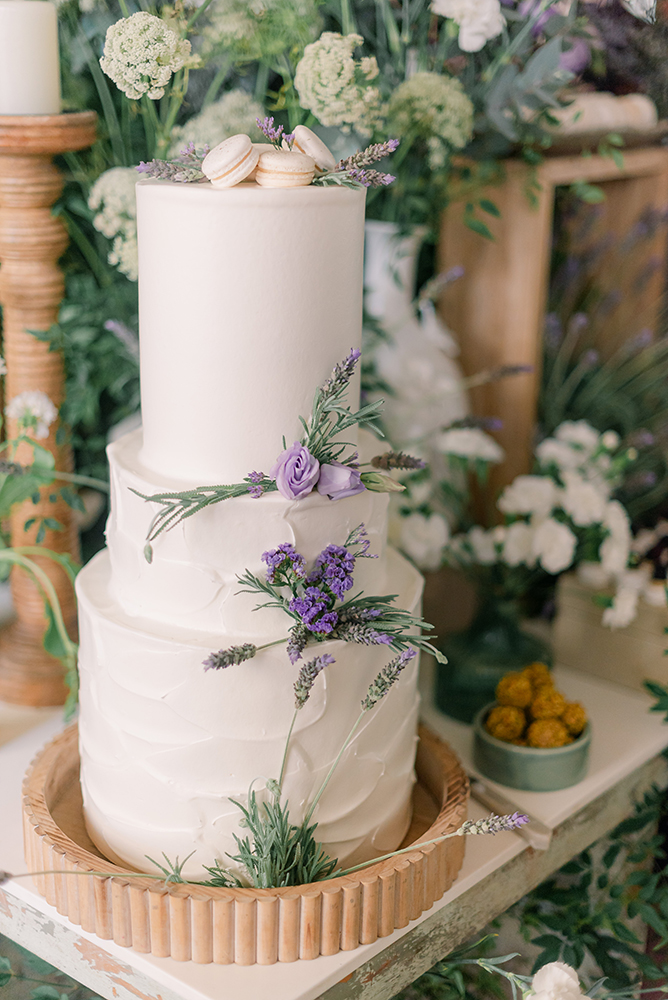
[559,37,591,74]
[317,462,366,500]
[262,543,306,583]
[271,442,320,500]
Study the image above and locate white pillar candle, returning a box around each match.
[0,1,61,115]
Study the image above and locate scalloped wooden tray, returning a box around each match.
[22,723,469,965]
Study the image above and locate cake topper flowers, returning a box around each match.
[137,349,422,559]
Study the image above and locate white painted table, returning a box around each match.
[1,666,667,1000]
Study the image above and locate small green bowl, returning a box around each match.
[473,703,591,792]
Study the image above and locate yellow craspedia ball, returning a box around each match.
[562,701,588,736]
[527,718,571,748]
[496,672,533,709]
[531,688,566,720]
[486,705,526,742]
[522,662,552,688]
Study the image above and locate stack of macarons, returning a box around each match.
[201,125,337,190]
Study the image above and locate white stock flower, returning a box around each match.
[576,561,612,590]
[436,427,503,463]
[170,90,264,152]
[602,587,639,628]
[294,32,384,136]
[6,390,57,439]
[498,475,558,518]
[560,470,607,527]
[599,500,631,576]
[555,420,600,454]
[530,962,584,1000]
[531,518,577,574]
[431,0,504,51]
[88,167,138,282]
[468,525,497,564]
[400,512,449,571]
[503,521,535,567]
[535,437,584,471]
[100,12,194,101]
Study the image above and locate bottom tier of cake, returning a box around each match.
[76,547,424,881]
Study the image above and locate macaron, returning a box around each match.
[246,142,272,182]
[201,134,259,188]
[290,124,336,174]
[255,149,316,188]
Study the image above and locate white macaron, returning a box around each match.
[255,149,316,188]
[202,134,260,188]
[290,125,336,174]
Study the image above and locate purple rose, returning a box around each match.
[271,442,320,500]
[317,462,366,500]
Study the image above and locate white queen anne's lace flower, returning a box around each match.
[387,72,474,169]
[170,90,264,152]
[100,12,194,101]
[431,0,505,52]
[88,167,138,282]
[294,32,384,137]
[6,390,58,440]
[555,420,600,454]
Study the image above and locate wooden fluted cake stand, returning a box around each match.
[22,725,469,966]
[0,111,97,706]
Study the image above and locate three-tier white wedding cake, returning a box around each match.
[76,179,424,881]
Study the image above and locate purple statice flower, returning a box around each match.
[320,349,361,397]
[361,649,417,710]
[581,349,600,368]
[271,442,320,500]
[289,587,338,633]
[625,329,654,355]
[294,653,335,709]
[203,644,257,670]
[287,624,310,663]
[309,544,356,600]
[348,168,395,188]
[457,812,529,836]
[262,543,306,584]
[344,523,376,559]
[628,429,655,448]
[317,462,366,500]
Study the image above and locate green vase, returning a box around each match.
[434,595,553,724]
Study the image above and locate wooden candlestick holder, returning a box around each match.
[0,112,97,706]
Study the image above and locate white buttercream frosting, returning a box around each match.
[136,180,366,483]
[107,428,390,636]
[77,546,422,880]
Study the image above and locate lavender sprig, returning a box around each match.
[294,653,335,709]
[313,139,399,190]
[256,116,294,150]
[137,144,210,184]
[335,622,392,645]
[287,624,310,663]
[456,813,529,836]
[336,139,400,171]
[361,649,417,711]
[203,643,257,670]
[371,451,426,471]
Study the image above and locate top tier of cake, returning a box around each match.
[136,180,366,484]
